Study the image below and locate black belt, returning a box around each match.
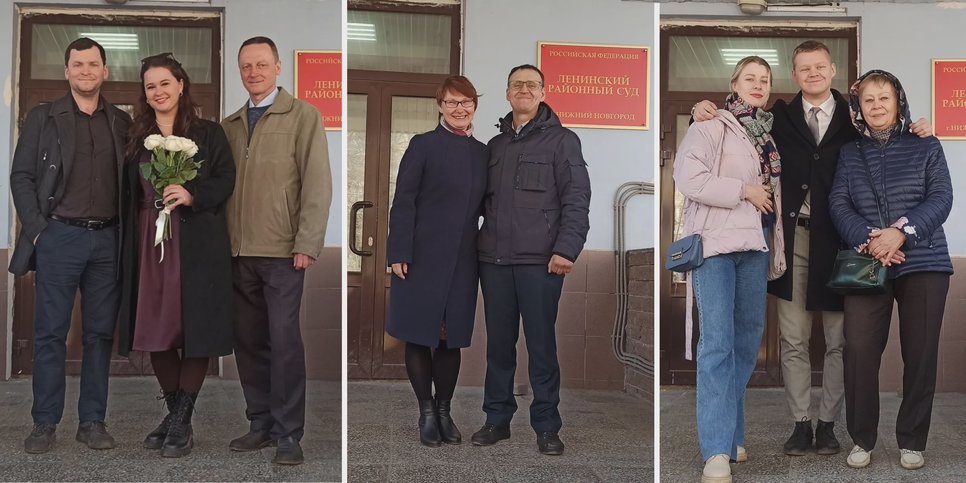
[49,214,118,230]
[797,216,810,230]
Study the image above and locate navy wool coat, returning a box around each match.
[386,124,488,348]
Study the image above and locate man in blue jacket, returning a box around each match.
[471,64,591,456]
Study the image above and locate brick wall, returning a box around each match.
[624,248,654,401]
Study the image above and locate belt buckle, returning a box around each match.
[86,219,104,230]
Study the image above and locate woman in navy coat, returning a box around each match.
[829,70,953,470]
[386,76,488,447]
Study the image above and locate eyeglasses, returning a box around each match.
[441,99,475,108]
[509,80,543,91]
[141,52,182,65]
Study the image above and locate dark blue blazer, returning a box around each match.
[386,124,488,348]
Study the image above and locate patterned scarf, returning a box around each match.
[724,93,781,195]
[848,69,910,143]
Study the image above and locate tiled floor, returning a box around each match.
[661,386,966,482]
[348,381,652,482]
[0,377,341,482]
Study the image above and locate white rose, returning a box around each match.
[144,134,164,150]
[186,143,199,158]
[163,136,181,152]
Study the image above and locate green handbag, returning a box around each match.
[827,249,887,295]
[826,140,888,296]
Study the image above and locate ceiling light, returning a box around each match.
[80,32,139,50]
[721,48,780,66]
[347,22,376,42]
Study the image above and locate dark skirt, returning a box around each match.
[132,152,183,352]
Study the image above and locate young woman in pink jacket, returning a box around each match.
[672,56,786,483]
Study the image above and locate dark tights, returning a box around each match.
[405,340,461,401]
[150,350,210,393]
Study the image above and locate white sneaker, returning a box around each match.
[702,454,732,483]
[900,449,924,469]
[736,445,747,463]
[847,445,871,468]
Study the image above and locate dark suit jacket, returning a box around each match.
[767,89,858,311]
[9,93,131,275]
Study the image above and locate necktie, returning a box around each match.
[808,106,822,144]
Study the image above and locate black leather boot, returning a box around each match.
[435,398,461,445]
[418,399,441,447]
[144,390,178,450]
[161,391,197,458]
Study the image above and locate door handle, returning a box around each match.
[349,200,374,256]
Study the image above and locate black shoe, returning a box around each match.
[273,436,304,465]
[537,432,564,455]
[24,423,56,454]
[470,423,511,446]
[783,419,813,456]
[815,420,841,455]
[161,391,197,458]
[76,421,115,450]
[144,390,178,450]
[435,398,461,445]
[418,399,442,447]
[229,428,274,452]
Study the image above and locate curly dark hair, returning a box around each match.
[126,53,200,158]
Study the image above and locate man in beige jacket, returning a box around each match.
[220,36,332,465]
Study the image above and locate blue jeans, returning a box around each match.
[692,249,768,461]
[32,219,120,424]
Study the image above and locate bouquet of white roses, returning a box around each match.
[141,134,203,261]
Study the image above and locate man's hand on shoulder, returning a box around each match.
[910,118,933,138]
[692,100,719,122]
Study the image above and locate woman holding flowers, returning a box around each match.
[118,53,235,458]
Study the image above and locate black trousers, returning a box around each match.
[479,262,563,433]
[232,256,306,440]
[32,220,119,424]
[844,271,950,451]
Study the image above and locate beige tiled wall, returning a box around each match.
[879,257,966,393]
[457,249,628,390]
[222,246,341,381]
[0,249,7,379]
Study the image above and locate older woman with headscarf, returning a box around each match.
[829,70,953,471]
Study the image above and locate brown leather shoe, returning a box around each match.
[76,421,115,450]
[229,428,274,452]
[24,423,56,454]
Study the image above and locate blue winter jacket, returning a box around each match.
[828,71,953,278]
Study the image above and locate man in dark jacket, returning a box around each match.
[10,38,130,454]
[693,41,931,457]
[470,64,591,456]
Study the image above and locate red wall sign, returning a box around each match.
[294,50,342,130]
[537,42,649,130]
[933,59,966,140]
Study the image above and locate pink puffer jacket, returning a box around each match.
[672,110,785,280]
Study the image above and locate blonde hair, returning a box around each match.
[857,73,894,96]
[730,56,773,86]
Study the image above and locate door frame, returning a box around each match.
[347,1,460,380]
[658,21,858,386]
[9,7,223,378]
